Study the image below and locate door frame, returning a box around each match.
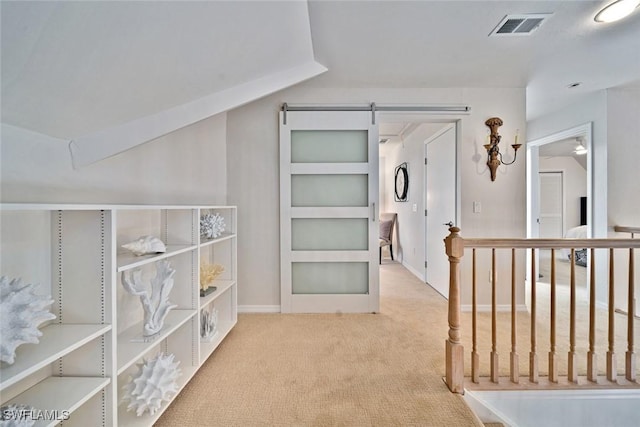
[526,122,601,297]
[377,113,462,290]
[527,122,593,241]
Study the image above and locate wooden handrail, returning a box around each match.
[462,238,640,249]
[614,225,640,235]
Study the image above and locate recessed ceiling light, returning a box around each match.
[567,82,582,88]
[594,0,640,23]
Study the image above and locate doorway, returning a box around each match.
[527,123,594,296]
[378,115,461,298]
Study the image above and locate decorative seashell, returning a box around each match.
[200,213,226,239]
[121,235,166,257]
[121,261,177,337]
[0,404,37,426]
[200,307,218,340]
[0,277,56,365]
[199,263,224,291]
[121,352,181,417]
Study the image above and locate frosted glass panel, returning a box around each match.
[292,218,368,250]
[292,262,369,294]
[291,175,368,207]
[291,130,368,163]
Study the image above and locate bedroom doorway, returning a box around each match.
[527,123,593,296]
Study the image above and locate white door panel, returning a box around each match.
[280,111,379,313]
[425,125,456,298]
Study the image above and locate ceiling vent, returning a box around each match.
[379,138,389,144]
[489,14,552,36]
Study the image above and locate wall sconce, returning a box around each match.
[483,117,521,181]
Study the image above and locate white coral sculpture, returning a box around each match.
[200,213,226,239]
[200,307,218,340]
[121,352,181,417]
[121,261,177,337]
[0,276,56,365]
[121,235,167,257]
[0,404,37,426]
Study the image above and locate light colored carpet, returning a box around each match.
[156,262,483,426]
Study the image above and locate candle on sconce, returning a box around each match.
[515,129,520,144]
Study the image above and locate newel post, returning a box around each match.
[444,226,465,393]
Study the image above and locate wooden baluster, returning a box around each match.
[607,248,617,382]
[626,248,636,382]
[444,227,464,393]
[530,248,538,383]
[510,248,519,384]
[549,248,558,382]
[491,248,499,383]
[568,248,577,382]
[587,248,597,382]
[472,248,479,383]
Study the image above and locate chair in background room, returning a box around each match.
[379,212,397,264]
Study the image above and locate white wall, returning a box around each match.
[539,156,587,233]
[1,113,227,205]
[606,88,640,313]
[227,85,526,309]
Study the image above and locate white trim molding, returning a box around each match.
[238,305,281,313]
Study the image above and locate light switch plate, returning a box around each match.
[412,203,417,212]
[473,201,481,213]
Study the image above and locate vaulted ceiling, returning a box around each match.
[2,1,639,163]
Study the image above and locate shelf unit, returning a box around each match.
[0,204,237,426]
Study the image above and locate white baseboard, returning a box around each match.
[402,260,425,282]
[462,304,528,313]
[238,305,281,313]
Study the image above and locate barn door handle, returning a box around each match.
[443,221,454,227]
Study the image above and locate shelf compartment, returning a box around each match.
[0,324,111,390]
[116,244,198,272]
[199,280,235,310]
[199,318,237,362]
[4,376,110,427]
[117,363,198,427]
[117,309,197,375]
[200,233,236,247]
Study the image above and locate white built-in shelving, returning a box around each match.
[0,204,237,426]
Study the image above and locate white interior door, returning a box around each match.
[280,110,379,313]
[425,125,456,298]
[539,171,564,238]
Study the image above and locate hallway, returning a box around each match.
[156,262,483,426]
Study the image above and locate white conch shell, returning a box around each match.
[121,352,181,417]
[121,260,177,337]
[0,277,56,365]
[200,213,226,239]
[122,235,166,256]
[200,307,218,340]
[0,404,37,426]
